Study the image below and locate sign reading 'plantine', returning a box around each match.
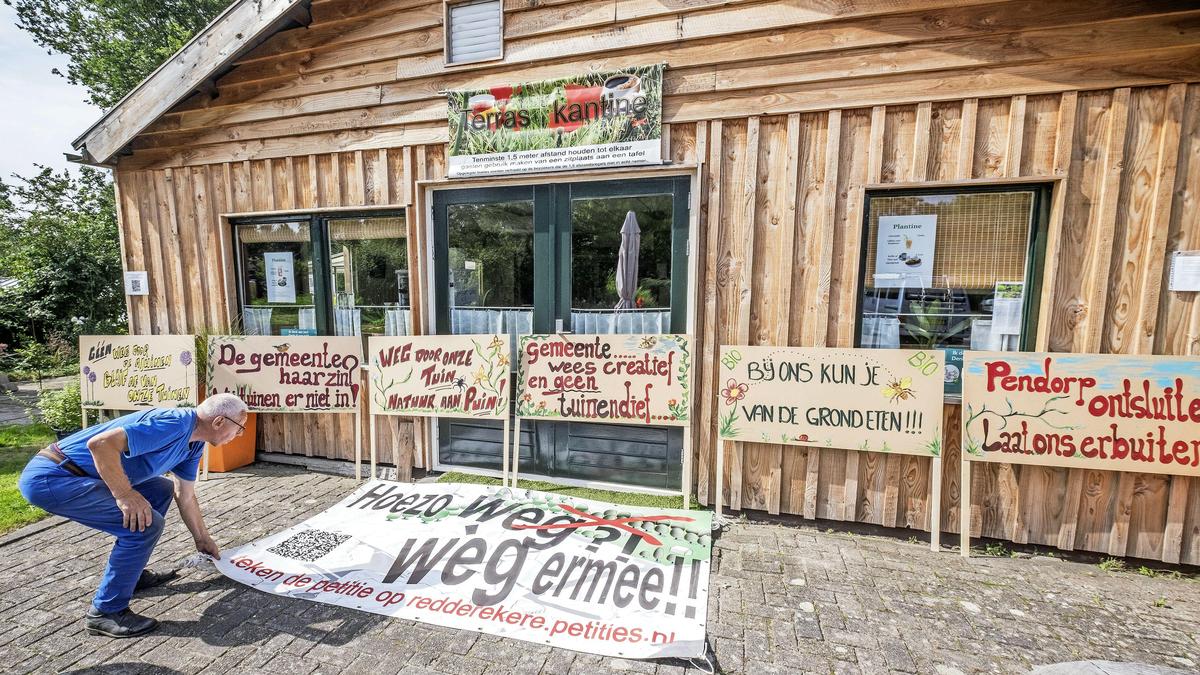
[962,352,1200,476]
[446,65,663,178]
[368,335,510,419]
[516,334,690,426]
[207,336,363,413]
[79,335,198,409]
[717,346,945,455]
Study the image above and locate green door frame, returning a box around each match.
[429,175,692,488]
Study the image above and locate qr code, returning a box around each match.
[267,529,350,562]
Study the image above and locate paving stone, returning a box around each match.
[2,463,1199,675]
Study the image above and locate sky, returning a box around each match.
[0,3,102,183]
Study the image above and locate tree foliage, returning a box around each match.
[0,167,125,344]
[5,0,229,109]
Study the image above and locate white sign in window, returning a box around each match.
[264,252,296,304]
[873,214,937,288]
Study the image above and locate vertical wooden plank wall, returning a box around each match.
[116,150,423,475]
[114,83,1200,563]
[685,86,1200,565]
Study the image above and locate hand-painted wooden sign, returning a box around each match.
[516,334,690,426]
[368,335,510,419]
[962,352,1200,476]
[207,336,363,413]
[717,346,945,455]
[80,335,198,409]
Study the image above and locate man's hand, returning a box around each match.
[195,535,221,560]
[115,490,154,532]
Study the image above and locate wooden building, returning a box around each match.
[71,0,1200,564]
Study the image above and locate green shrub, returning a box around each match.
[37,382,82,432]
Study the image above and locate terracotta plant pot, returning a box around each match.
[206,412,257,472]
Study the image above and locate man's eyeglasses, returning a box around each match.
[220,415,247,434]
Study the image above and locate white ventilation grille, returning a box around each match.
[447,0,502,64]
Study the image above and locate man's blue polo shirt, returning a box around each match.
[51,408,204,483]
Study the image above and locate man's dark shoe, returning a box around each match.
[134,568,177,592]
[84,608,159,638]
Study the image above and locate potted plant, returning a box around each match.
[196,327,258,472]
[38,381,83,440]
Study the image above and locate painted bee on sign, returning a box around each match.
[881,377,915,403]
[639,336,657,349]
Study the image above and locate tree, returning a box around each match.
[5,0,230,109]
[0,166,126,344]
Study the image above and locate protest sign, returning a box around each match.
[216,481,711,659]
[516,334,690,426]
[79,335,198,409]
[717,346,945,455]
[368,335,510,419]
[962,352,1200,476]
[206,335,363,412]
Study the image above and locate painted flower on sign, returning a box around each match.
[179,351,193,366]
[720,379,749,405]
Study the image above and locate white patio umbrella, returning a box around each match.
[614,210,641,310]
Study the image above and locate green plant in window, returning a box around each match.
[903,300,972,349]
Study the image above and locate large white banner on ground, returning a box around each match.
[216,481,711,658]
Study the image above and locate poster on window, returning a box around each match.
[217,480,710,658]
[264,252,296,304]
[79,335,198,410]
[991,281,1024,335]
[516,334,690,426]
[446,65,662,178]
[874,215,937,288]
[368,335,510,418]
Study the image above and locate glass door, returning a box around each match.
[431,177,689,489]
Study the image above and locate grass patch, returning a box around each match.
[437,471,701,510]
[975,541,1017,558]
[1098,557,1127,573]
[0,423,53,534]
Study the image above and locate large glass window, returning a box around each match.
[234,214,409,338]
[856,186,1048,353]
[328,217,409,338]
[235,221,315,336]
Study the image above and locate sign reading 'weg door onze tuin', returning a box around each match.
[717,346,945,455]
[516,334,690,426]
[207,336,363,412]
[79,335,199,409]
[446,65,663,178]
[963,352,1200,476]
[368,335,510,419]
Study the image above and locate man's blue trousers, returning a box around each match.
[18,456,174,613]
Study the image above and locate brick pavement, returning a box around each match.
[0,463,1197,674]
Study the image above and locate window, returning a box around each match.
[234,214,410,339]
[445,0,502,65]
[856,185,1050,353]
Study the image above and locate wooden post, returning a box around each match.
[501,415,511,487]
[682,425,692,510]
[715,438,726,520]
[930,456,942,552]
[960,456,971,558]
[202,444,210,481]
[510,417,521,488]
[354,410,362,481]
[369,412,378,481]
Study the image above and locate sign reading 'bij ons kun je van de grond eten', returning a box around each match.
[446,65,663,178]
[962,352,1200,476]
[717,346,945,455]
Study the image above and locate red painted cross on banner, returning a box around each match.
[509,504,695,547]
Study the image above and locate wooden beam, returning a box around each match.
[75,0,305,164]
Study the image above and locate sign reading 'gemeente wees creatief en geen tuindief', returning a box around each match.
[446,65,663,178]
